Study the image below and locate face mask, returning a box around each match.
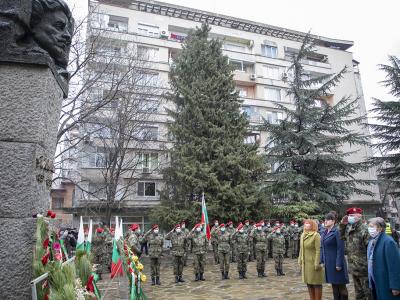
[245,222,249,226]
[181,224,185,229]
[257,227,262,231]
[368,227,379,238]
[295,224,298,228]
[275,224,280,227]
[239,229,244,233]
[348,216,357,224]
[176,228,181,233]
[196,227,201,232]
[221,228,225,232]
[137,229,141,234]
[267,224,271,228]
[229,224,233,228]
[276,230,281,234]
[215,223,219,227]
[261,223,265,227]
[154,229,159,234]
[304,224,311,230]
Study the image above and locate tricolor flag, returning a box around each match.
[201,192,211,240]
[111,216,124,278]
[76,216,85,251]
[86,219,93,254]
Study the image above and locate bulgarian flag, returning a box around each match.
[86,219,93,254]
[76,216,85,251]
[201,192,211,240]
[111,216,124,278]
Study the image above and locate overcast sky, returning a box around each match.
[67,0,400,112]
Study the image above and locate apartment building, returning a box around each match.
[66,0,381,227]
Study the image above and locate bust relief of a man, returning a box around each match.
[30,0,74,74]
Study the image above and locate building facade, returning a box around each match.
[63,0,381,227]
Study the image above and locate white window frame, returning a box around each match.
[224,43,246,53]
[137,152,159,172]
[264,87,281,101]
[263,65,280,80]
[138,23,159,37]
[137,181,157,197]
[137,45,159,61]
[262,44,278,58]
[107,15,128,32]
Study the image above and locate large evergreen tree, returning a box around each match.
[262,36,372,210]
[370,56,400,198]
[151,24,266,226]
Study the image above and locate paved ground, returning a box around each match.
[98,254,355,300]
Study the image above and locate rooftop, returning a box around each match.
[95,0,354,50]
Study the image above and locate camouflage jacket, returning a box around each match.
[165,231,186,256]
[217,231,231,253]
[226,227,235,243]
[339,221,369,276]
[267,233,286,255]
[291,227,302,241]
[210,226,219,244]
[252,230,268,251]
[232,231,249,253]
[190,231,208,254]
[127,232,141,254]
[144,231,164,258]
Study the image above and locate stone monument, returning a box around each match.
[0,1,73,298]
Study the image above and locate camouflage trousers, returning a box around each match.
[212,242,219,263]
[93,253,109,275]
[237,252,247,273]
[218,251,231,273]
[352,275,372,300]
[230,244,237,262]
[291,239,299,258]
[256,249,267,272]
[248,241,254,261]
[150,257,161,277]
[193,253,206,274]
[172,255,184,276]
[273,254,284,270]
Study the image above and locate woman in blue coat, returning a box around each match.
[320,212,349,300]
[367,217,400,300]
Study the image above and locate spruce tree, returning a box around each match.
[263,35,372,209]
[370,56,400,197]
[151,24,266,226]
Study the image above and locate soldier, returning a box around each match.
[232,223,249,279]
[144,224,164,286]
[281,223,290,258]
[291,221,301,259]
[243,220,254,262]
[181,221,190,266]
[210,220,220,264]
[91,227,110,279]
[252,222,268,277]
[339,207,372,300]
[165,224,187,283]
[266,221,273,258]
[268,225,286,276]
[127,223,142,257]
[190,223,208,281]
[226,221,236,262]
[216,223,231,280]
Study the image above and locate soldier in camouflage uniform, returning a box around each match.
[291,222,301,258]
[252,222,268,277]
[190,223,208,281]
[268,226,286,276]
[339,207,372,300]
[216,224,231,280]
[127,223,142,257]
[165,224,187,283]
[226,221,236,262]
[232,223,249,279]
[144,224,164,286]
[281,223,290,258]
[210,220,220,264]
[243,220,254,262]
[91,227,110,279]
[181,221,190,266]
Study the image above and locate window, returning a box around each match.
[137,73,159,86]
[264,87,281,101]
[138,23,159,37]
[242,105,259,122]
[82,147,106,168]
[264,111,284,124]
[137,46,159,61]
[52,197,64,209]
[137,181,156,197]
[224,43,246,52]
[97,44,124,56]
[88,182,106,199]
[263,65,280,80]
[262,45,278,58]
[230,60,245,72]
[137,126,158,141]
[107,15,128,32]
[244,133,260,144]
[140,99,159,112]
[137,153,159,172]
[238,87,247,97]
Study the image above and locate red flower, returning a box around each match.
[46,210,52,217]
[129,267,133,274]
[43,238,50,249]
[54,253,62,261]
[41,253,49,266]
[52,242,61,251]
[127,258,131,264]
[86,275,94,293]
[51,212,56,219]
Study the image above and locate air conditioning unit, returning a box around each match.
[250,74,257,80]
[160,30,169,39]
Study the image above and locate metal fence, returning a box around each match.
[30,256,75,300]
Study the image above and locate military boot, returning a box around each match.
[242,271,247,279]
[224,272,229,280]
[276,268,280,276]
[200,273,205,281]
[151,276,155,285]
[221,271,225,280]
[156,276,161,285]
[238,271,243,279]
[175,276,179,283]
[178,275,185,283]
[279,268,285,276]
[195,273,199,281]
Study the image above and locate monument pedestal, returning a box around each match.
[0,63,63,299]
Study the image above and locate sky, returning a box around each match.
[67,0,400,112]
